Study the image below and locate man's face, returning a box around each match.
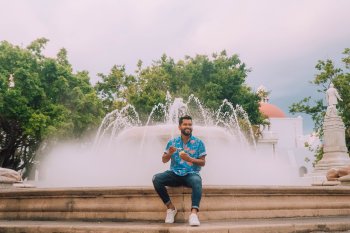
[179,119,193,136]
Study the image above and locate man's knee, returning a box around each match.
[191,174,202,182]
[188,174,202,187]
[152,173,161,185]
[152,172,167,185]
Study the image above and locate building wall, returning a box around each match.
[262,117,317,176]
[269,117,303,149]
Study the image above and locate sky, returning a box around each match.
[1,0,349,133]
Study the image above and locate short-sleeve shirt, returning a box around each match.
[164,135,207,176]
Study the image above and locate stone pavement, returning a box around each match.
[0,216,350,233]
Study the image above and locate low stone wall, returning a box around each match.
[1,186,350,222]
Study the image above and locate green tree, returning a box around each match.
[95,65,136,112]
[98,51,264,125]
[0,39,104,172]
[290,48,350,161]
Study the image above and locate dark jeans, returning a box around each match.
[152,170,202,210]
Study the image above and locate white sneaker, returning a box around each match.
[165,208,177,223]
[189,213,200,226]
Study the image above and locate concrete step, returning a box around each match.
[2,186,350,222]
[0,216,350,233]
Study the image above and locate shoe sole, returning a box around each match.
[189,223,200,226]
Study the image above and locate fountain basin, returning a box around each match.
[1,185,350,222]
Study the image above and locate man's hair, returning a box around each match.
[179,115,192,125]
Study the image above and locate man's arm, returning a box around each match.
[191,156,206,167]
[162,146,176,163]
[162,152,172,163]
[179,152,206,167]
[192,140,207,167]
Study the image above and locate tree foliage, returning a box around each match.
[1,39,263,173]
[96,51,264,125]
[0,39,104,172]
[289,48,350,160]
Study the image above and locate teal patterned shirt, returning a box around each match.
[164,135,207,176]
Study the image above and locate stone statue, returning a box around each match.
[0,167,22,183]
[311,82,350,181]
[326,83,342,106]
[325,83,342,117]
[326,166,350,181]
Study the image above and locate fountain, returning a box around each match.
[34,93,301,187]
[1,93,350,232]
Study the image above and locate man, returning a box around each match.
[152,115,207,226]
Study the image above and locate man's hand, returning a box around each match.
[168,146,177,155]
[179,151,193,162]
[180,151,206,166]
[162,146,176,163]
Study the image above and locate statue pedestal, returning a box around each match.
[312,113,350,180]
[339,175,350,186]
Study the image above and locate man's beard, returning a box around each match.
[181,128,192,136]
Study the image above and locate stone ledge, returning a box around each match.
[2,185,350,196]
[1,186,350,222]
[0,216,350,233]
[0,183,13,189]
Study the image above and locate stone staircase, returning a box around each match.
[1,186,350,232]
[1,216,350,233]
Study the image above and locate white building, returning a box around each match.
[257,86,319,176]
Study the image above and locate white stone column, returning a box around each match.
[313,112,350,175]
